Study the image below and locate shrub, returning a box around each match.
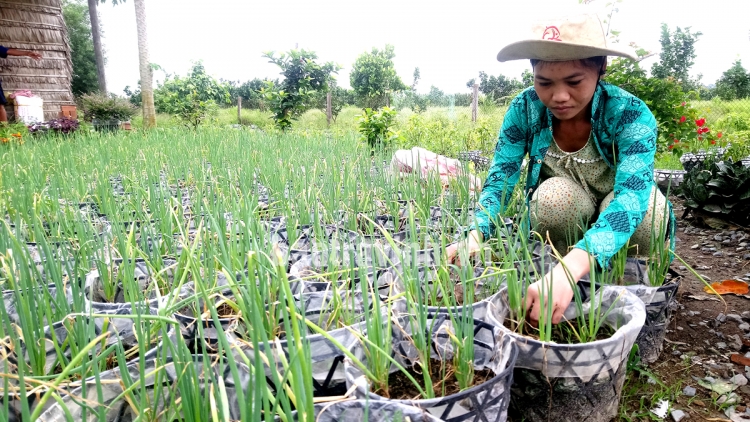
[154,62,230,129]
[682,158,750,225]
[357,107,400,151]
[0,122,29,145]
[27,118,80,136]
[79,93,137,122]
[605,58,697,152]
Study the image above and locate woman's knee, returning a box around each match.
[530,177,596,232]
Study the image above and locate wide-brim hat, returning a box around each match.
[497,14,637,62]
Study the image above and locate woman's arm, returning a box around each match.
[470,93,531,240]
[6,49,42,60]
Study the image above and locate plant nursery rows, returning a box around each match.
[0,129,679,421]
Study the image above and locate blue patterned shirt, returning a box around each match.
[472,81,675,269]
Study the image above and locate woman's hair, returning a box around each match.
[530,56,607,76]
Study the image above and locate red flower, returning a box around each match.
[668,145,674,149]
[674,139,679,143]
[698,136,703,141]
[697,127,710,134]
[717,132,723,138]
[695,118,706,127]
[680,116,687,123]
[711,140,716,145]
[681,102,686,107]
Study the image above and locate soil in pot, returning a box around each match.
[501,317,616,344]
[380,358,495,400]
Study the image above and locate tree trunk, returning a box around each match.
[87,0,107,93]
[133,0,156,128]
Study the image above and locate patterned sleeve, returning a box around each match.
[574,97,658,268]
[470,93,529,240]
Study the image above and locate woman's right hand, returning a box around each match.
[445,229,482,266]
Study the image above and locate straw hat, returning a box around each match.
[496,14,636,62]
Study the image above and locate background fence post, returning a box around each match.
[326,91,332,127]
[237,96,242,124]
[472,83,478,123]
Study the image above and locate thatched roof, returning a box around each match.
[0,0,74,120]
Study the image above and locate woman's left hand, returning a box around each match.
[524,248,592,325]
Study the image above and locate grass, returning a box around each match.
[654,152,684,170]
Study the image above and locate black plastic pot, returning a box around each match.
[345,314,518,422]
[489,286,646,422]
[303,400,444,422]
[653,169,686,193]
[579,259,682,365]
[38,355,253,422]
[92,118,121,133]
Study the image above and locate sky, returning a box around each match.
[97,0,750,96]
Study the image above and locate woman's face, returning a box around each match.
[533,60,602,121]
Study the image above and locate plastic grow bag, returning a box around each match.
[37,355,254,422]
[488,285,646,422]
[578,258,681,365]
[228,290,400,397]
[3,302,174,422]
[84,257,177,304]
[305,399,444,422]
[1,282,75,326]
[345,314,518,422]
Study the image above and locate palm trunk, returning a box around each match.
[87,0,107,93]
[133,0,156,128]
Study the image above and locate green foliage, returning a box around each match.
[224,78,275,109]
[78,92,137,122]
[262,49,339,130]
[123,83,142,107]
[311,81,356,123]
[350,45,408,109]
[650,24,703,92]
[715,60,750,100]
[357,107,400,151]
[63,0,100,96]
[154,62,230,129]
[398,113,496,157]
[466,71,525,104]
[682,158,750,224]
[521,69,534,88]
[605,58,695,151]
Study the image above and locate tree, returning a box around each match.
[466,71,524,103]
[154,63,229,130]
[350,45,407,109]
[650,24,702,92]
[133,0,156,128]
[224,78,275,109]
[88,0,107,93]
[426,86,446,107]
[715,60,750,100]
[62,0,100,96]
[521,69,534,88]
[262,49,339,130]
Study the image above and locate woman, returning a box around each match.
[446,14,674,324]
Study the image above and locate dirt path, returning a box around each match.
[619,195,750,421]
